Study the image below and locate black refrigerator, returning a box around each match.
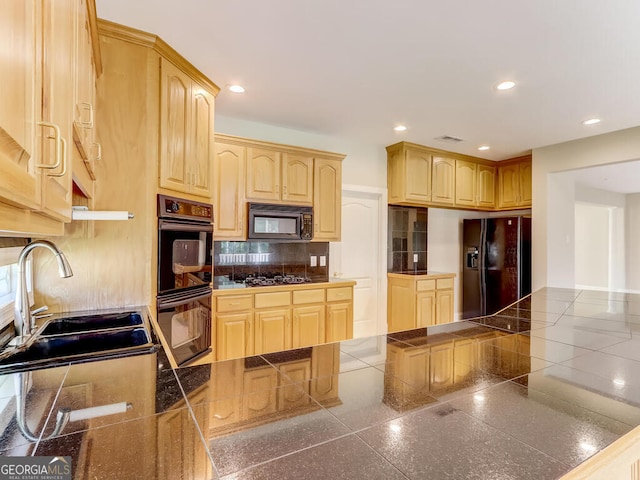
[462,216,531,319]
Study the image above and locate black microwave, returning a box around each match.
[247,203,313,241]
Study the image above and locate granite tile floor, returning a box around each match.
[5,287,640,479]
[188,287,640,479]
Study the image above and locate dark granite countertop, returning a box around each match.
[2,288,640,478]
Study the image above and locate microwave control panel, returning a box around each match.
[158,194,213,222]
[301,213,313,240]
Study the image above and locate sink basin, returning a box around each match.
[41,312,144,335]
[0,311,159,373]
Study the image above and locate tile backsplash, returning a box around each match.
[214,241,329,285]
[388,205,428,272]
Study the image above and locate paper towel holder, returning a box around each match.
[72,206,134,221]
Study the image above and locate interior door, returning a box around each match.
[330,187,385,336]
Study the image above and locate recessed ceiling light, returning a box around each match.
[478,145,490,151]
[582,118,601,125]
[229,85,245,93]
[394,125,407,132]
[496,81,516,91]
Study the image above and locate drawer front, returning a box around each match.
[254,291,291,309]
[326,287,352,302]
[217,295,253,312]
[437,277,454,290]
[292,289,325,305]
[416,279,436,291]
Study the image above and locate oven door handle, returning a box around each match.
[158,291,212,309]
[159,219,213,233]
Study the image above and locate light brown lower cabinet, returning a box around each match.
[214,282,354,361]
[387,273,455,333]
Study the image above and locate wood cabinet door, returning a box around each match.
[214,142,246,239]
[313,158,341,241]
[190,85,214,198]
[416,291,436,327]
[404,148,432,203]
[435,289,454,324]
[39,0,75,221]
[282,153,313,204]
[477,164,496,209]
[246,147,281,200]
[310,343,340,403]
[388,277,416,332]
[326,302,352,342]
[454,160,476,207]
[254,308,291,354]
[498,163,520,208]
[209,359,243,430]
[429,341,454,392]
[242,367,278,420]
[453,338,476,384]
[519,161,532,206]
[403,347,431,393]
[159,59,191,195]
[431,157,455,205]
[277,360,311,409]
[0,0,39,210]
[216,311,253,360]
[292,304,325,348]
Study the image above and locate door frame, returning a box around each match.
[330,184,388,335]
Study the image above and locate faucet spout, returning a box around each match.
[13,240,73,343]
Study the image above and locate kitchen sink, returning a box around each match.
[0,311,159,374]
[41,312,144,335]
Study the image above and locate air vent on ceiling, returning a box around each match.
[435,135,464,143]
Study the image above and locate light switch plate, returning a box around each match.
[310,255,317,267]
[319,256,326,267]
[413,253,419,263]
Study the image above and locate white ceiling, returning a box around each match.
[570,160,640,195]
[95,0,640,161]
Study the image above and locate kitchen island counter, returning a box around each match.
[2,287,640,478]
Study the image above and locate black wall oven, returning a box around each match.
[157,194,213,366]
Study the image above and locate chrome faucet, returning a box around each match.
[13,240,73,345]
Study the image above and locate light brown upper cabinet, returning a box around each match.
[159,58,215,199]
[313,158,342,241]
[387,143,432,204]
[431,157,455,206]
[246,150,313,204]
[215,134,345,241]
[497,156,532,209]
[455,160,496,209]
[0,0,102,236]
[387,142,530,212]
[213,142,246,240]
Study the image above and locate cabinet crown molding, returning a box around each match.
[215,133,346,161]
[97,19,220,95]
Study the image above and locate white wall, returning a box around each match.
[532,126,640,290]
[574,202,609,289]
[626,193,640,291]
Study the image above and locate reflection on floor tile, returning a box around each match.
[450,380,631,467]
[513,364,640,426]
[358,405,569,479]
[221,434,408,480]
[35,408,214,480]
[564,302,640,323]
[600,338,640,362]
[208,408,351,476]
[528,337,592,364]
[555,314,634,336]
[528,324,628,351]
[561,351,640,388]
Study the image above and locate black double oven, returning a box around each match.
[156,194,213,366]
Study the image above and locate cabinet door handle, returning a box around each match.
[93,142,102,161]
[276,184,279,194]
[283,185,287,195]
[37,122,62,170]
[80,102,94,129]
[48,137,68,178]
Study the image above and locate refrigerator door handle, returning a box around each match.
[479,220,487,316]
